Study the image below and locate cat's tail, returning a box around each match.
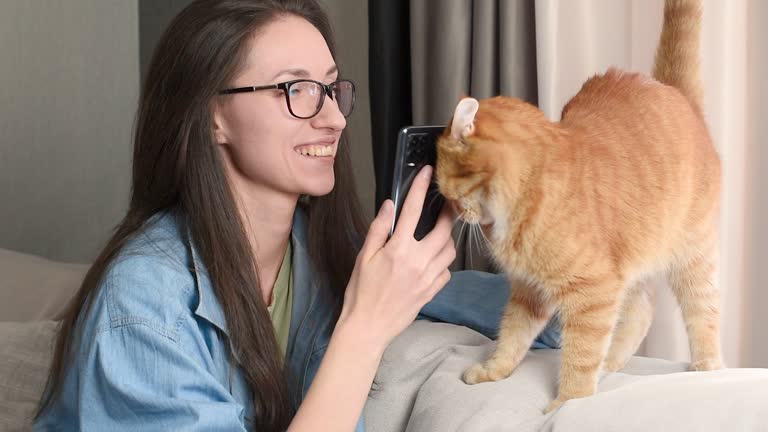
[652,0,703,115]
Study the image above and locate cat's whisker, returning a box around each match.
[457,220,469,268]
[458,219,467,238]
[458,219,468,249]
[468,223,479,270]
[470,224,490,265]
[474,225,484,262]
[477,224,491,248]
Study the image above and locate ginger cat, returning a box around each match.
[436,0,722,413]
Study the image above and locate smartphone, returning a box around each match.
[389,125,447,240]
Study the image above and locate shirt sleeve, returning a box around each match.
[418,270,562,349]
[75,322,248,431]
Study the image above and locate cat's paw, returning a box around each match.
[689,358,724,371]
[544,397,567,414]
[463,363,492,384]
[463,362,509,384]
[602,358,627,373]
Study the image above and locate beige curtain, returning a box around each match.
[535,0,766,367]
[744,0,768,370]
[410,0,766,367]
[410,0,538,272]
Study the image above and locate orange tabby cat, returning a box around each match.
[436,0,722,413]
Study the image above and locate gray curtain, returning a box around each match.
[409,0,538,272]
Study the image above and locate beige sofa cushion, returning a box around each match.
[0,320,58,431]
[0,248,88,321]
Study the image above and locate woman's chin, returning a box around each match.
[301,179,336,197]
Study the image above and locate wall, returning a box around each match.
[0,1,138,263]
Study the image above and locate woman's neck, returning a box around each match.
[235,184,298,306]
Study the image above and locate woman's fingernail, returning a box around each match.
[422,165,433,179]
[380,200,393,217]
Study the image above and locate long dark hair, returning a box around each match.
[36,1,367,430]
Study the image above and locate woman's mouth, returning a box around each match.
[295,144,335,157]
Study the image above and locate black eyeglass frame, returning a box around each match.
[217,79,355,119]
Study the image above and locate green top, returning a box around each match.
[267,240,293,358]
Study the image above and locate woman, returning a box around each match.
[34,1,559,430]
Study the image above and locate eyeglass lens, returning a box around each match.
[286,80,354,118]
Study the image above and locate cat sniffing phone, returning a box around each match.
[435,0,722,413]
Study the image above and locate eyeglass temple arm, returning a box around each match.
[218,84,280,95]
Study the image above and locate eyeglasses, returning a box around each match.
[218,79,355,119]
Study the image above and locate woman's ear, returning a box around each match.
[211,101,229,145]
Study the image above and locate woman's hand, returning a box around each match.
[291,166,454,432]
[338,165,456,352]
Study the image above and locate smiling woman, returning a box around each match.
[33,2,375,430]
[211,15,348,200]
[31,1,557,431]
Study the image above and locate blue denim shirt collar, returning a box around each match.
[189,207,314,338]
[189,242,226,333]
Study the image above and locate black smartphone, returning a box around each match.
[389,125,446,240]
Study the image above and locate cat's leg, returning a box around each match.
[463,281,554,384]
[546,276,622,413]
[668,252,724,371]
[603,280,655,372]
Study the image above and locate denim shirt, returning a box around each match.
[34,209,560,431]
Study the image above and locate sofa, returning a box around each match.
[0,248,88,431]
[2,247,768,432]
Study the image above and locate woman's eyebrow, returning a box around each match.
[271,68,309,81]
[270,65,338,81]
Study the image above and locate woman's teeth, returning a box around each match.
[296,145,333,157]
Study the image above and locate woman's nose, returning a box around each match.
[312,96,346,131]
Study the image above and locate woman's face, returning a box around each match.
[213,15,346,200]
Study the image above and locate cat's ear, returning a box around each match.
[451,97,479,140]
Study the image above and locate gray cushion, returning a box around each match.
[0,321,58,432]
[0,248,87,321]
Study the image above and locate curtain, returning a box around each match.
[369,0,413,212]
[535,0,766,367]
[744,0,768,368]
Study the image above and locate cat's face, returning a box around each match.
[436,98,496,225]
